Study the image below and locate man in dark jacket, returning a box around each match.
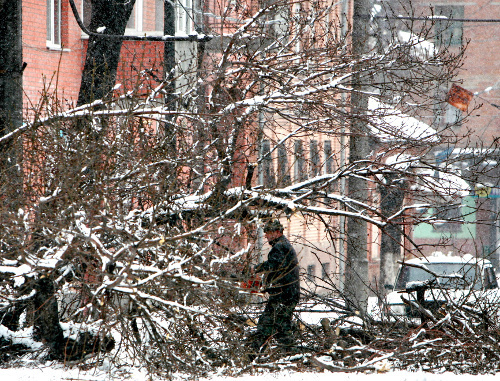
[248,219,300,356]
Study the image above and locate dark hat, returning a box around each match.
[263,219,284,232]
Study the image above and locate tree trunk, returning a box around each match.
[159,0,179,191]
[379,173,405,295]
[33,276,65,359]
[164,0,176,112]
[344,0,371,313]
[77,0,136,106]
[0,0,23,209]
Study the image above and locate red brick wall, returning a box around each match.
[23,0,86,110]
[412,0,500,144]
[22,0,166,112]
[116,41,165,92]
[460,1,500,144]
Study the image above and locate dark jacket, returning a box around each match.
[255,235,300,303]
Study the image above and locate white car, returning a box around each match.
[385,253,499,320]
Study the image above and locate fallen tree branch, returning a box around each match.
[310,356,376,373]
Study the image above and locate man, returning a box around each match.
[248,219,300,357]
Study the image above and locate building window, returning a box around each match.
[127,7,136,29]
[47,0,62,47]
[82,0,144,34]
[306,264,315,282]
[82,0,190,35]
[277,142,291,187]
[321,262,330,280]
[155,0,193,34]
[432,203,463,233]
[435,5,464,46]
[294,140,306,183]
[260,140,275,188]
[126,0,143,32]
[272,6,288,39]
[82,0,91,29]
[294,4,302,54]
[176,0,193,35]
[310,140,320,178]
[434,101,462,129]
[155,0,164,31]
[324,140,334,174]
[323,140,336,194]
[445,104,462,127]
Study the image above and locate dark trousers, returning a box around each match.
[248,297,298,353]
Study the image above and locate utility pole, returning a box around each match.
[344,0,371,313]
[164,0,176,112]
[0,0,24,209]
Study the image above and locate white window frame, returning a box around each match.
[293,4,302,54]
[175,0,193,35]
[125,0,144,35]
[81,0,144,38]
[435,5,464,47]
[80,0,91,38]
[46,0,62,49]
[155,0,165,32]
[445,103,462,127]
[155,0,196,35]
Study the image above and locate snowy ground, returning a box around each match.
[1,366,499,381]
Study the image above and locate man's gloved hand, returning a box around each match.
[241,274,262,293]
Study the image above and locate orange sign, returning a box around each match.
[446,84,474,112]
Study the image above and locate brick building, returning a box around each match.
[408,0,500,268]
[22,0,188,109]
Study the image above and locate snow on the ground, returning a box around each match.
[1,366,500,381]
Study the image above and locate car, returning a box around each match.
[384,253,499,320]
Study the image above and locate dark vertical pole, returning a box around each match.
[344,0,371,313]
[0,0,24,208]
[162,0,177,160]
[164,0,176,115]
[159,0,178,196]
[379,173,405,294]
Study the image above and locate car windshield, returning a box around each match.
[395,262,482,291]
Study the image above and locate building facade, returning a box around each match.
[22,0,196,109]
[408,0,500,268]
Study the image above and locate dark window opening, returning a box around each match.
[432,203,463,233]
[306,264,315,282]
[294,140,306,183]
[261,140,275,188]
[323,140,336,194]
[321,262,330,280]
[435,5,464,46]
[324,140,334,174]
[310,140,320,178]
[277,143,291,187]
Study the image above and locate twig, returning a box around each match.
[310,356,376,373]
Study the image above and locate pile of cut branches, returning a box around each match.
[231,293,500,376]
